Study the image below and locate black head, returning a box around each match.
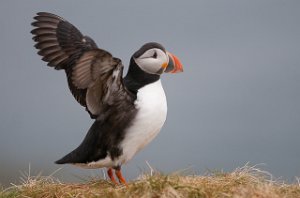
[132,42,183,75]
[124,42,183,93]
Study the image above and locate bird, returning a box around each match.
[31,12,183,185]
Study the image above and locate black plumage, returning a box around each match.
[31,12,137,164]
[31,12,183,184]
[124,58,160,94]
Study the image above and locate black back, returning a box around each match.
[56,51,161,165]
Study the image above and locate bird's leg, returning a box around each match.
[115,167,127,186]
[107,168,118,185]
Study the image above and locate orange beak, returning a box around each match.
[164,52,183,73]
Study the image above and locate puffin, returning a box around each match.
[31,12,183,185]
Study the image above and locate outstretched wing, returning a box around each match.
[31,12,97,70]
[31,12,134,118]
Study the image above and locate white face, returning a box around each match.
[133,48,169,75]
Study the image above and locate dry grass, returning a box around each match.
[1,165,300,198]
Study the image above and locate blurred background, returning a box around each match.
[1,1,299,186]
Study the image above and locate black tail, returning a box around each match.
[55,159,64,164]
[54,120,107,165]
[55,152,78,164]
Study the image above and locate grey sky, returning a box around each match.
[1,1,300,186]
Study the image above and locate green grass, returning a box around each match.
[1,165,300,198]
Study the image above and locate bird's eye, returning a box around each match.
[152,51,157,59]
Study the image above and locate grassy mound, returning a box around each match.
[1,165,300,198]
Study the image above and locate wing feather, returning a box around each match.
[31,12,134,119]
[31,12,97,107]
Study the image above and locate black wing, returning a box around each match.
[31,12,134,118]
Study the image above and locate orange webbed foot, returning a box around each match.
[115,168,128,186]
[107,168,118,185]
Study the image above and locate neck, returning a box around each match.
[124,58,160,94]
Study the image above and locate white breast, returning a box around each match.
[119,80,167,164]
